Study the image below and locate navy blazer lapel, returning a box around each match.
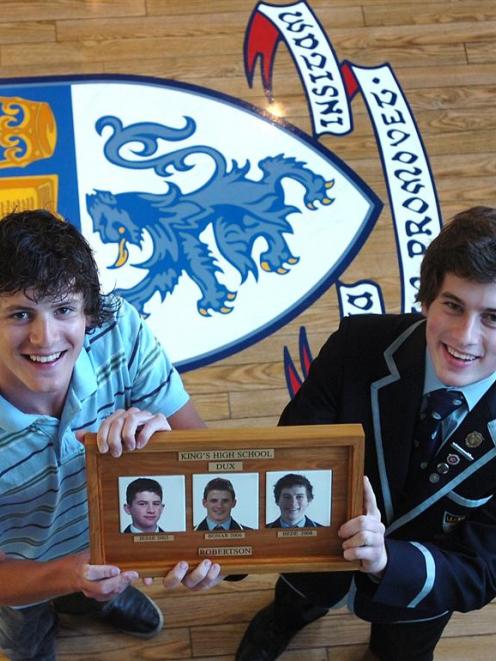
[370,318,426,526]
[388,378,496,535]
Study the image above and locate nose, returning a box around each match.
[29,315,55,346]
[453,314,478,345]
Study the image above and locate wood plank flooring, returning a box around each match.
[48,577,496,659]
[0,0,495,658]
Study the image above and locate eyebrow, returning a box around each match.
[2,296,80,311]
[441,290,496,313]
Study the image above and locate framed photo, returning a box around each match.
[85,424,364,576]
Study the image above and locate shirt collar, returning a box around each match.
[129,523,159,534]
[424,350,496,411]
[280,516,306,528]
[206,517,232,530]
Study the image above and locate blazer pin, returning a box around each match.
[465,431,484,449]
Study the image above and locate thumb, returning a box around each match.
[363,476,381,520]
[75,430,87,444]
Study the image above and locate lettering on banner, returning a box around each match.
[247,2,352,135]
[350,65,441,312]
[246,1,443,321]
[337,280,385,317]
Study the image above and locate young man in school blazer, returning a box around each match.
[237,206,496,661]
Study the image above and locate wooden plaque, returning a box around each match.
[85,424,364,576]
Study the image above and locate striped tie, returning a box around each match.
[414,388,465,467]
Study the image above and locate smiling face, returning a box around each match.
[0,290,89,416]
[202,489,236,524]
[423,273,496,387]
[277,485,311,525]
[124,490,165,533]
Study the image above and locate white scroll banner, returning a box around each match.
[350,64,442,312]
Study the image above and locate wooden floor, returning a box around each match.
[1,575,495,659]
[48,577,496,660]
[1,0,496,659]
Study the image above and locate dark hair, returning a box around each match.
[273,473,313,503]
[126,478,163,505]
[417,206,496,307]
[0,209,117,328]
[203,477,236,500]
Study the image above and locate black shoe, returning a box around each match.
[236,603,293,661]
[98,585,164,639]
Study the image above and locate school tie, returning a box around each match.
[414,388,465,467]
[213,525,224,530]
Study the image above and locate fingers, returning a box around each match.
[134,412,171,449]
[339,514,385,545]
[80,565,139,601]
[161,560,223,592]
[162,561,190,590]
[182,559,223,591]
[341,526,385,552]
[97,408,171,456]
[338,478,387,574]
[83,563,121,581]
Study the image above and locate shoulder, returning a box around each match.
[85,296,141,349]
[320,312,424,360]
[232,519,252,530]
[338,312,423,341]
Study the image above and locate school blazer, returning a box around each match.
[279,313,496,621]
[123,524,165,533]
[266,515,322,528]
[195,517,252,531]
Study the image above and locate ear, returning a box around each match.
[202,498,207,508]
[232,499,237,509]
[124,504,131,515]
[421,302,428,317]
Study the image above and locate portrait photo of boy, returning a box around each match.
[265,470,332,528]
[192,473,259,531]
[119,475,186,533]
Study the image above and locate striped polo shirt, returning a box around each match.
[0,298,188,565]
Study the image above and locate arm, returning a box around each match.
[369,498,496,613]
[169,399,206,429]
[0,551,138,607]
[83,302,206,456]
[341,480,496,614]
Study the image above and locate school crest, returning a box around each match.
[0,75,381,370]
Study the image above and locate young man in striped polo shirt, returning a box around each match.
[0,210,221,660]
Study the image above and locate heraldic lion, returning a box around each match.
[86,116,334,317]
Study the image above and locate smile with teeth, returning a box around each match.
[27,352,63,363]
[445,344,478,362]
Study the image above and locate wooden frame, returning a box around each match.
[85,424,364,576]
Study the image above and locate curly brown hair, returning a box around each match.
[0,209,118,329]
